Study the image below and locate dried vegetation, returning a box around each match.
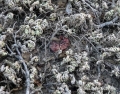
[0,0,120,94]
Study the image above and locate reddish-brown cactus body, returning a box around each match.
[50,36,70,52]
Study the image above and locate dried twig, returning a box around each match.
[7,35,30,94]
[12,33,30,94]
[6,21,30,94]
[82,0,97,12]
[83,36,99,53]
[46,24,60,47]
[81,0,100,24]
[94,16,119,28]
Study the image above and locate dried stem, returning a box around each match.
[46,24,60,47]
[6,43,30,94]
[83,36,99,53]
[94,16,118,28]
[12,33,30,94]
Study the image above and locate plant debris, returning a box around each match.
[0,0,120,94]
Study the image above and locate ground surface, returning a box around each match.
[0,0,120,94]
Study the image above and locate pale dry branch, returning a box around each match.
[94,16,119,28]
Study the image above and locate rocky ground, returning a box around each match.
[0,0,120,94]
